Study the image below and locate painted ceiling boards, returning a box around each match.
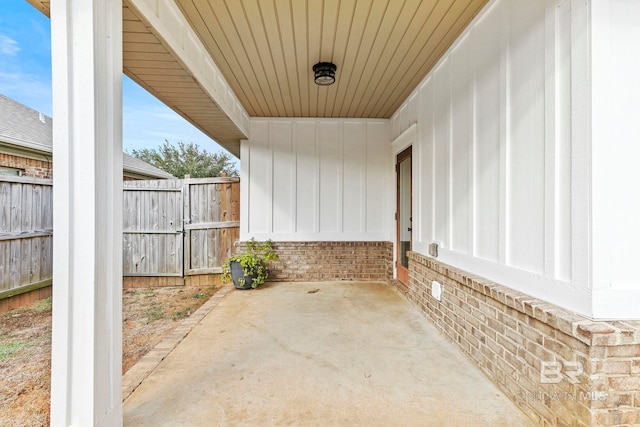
[174,0,489,118]
[26,0,489,153]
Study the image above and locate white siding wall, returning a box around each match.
[590,0,640,317]
[392,0,598,316]
[241,119,391,242]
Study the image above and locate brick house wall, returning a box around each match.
[0,153,52,178]
[235,241,393,282]
[392,251,640,426]
[0,153,160,181]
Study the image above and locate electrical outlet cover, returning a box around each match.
[432,281,442,301]
[428,242,438,257]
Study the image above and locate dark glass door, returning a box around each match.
[396,147,412,284]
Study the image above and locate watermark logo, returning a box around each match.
[516,390,608,402]
[540,361,583,384]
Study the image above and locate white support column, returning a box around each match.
[49,0,123,425]
[589,0,640,319]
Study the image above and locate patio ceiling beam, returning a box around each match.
[49,0,123,425]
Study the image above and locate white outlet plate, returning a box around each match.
[432,281,442,301]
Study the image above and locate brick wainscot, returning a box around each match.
[235,241,393,282]
[392,251,640,427]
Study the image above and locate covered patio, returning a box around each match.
[122,281,533,426]
[23,0,640,425]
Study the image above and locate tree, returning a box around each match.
[130,141,238,178]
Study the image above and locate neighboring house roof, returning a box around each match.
[0,95,52,154]
[122,152,174,179]
[0,94,174,179]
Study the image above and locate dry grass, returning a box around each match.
[0,285,219,427]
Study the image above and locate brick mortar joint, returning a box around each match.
[407,251,640,347]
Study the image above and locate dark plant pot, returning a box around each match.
[229,261,255,290]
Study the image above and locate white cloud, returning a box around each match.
[0,35,20,56]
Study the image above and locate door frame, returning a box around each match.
[391,124,417,284]
[396,146,412,285]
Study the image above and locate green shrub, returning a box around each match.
[222,239,279,288]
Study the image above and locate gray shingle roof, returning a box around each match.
[0,94,52,152]
[0,94,174,179]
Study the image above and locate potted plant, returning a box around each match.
[222,239,279,289]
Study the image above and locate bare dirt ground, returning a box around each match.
[0,285,220,427]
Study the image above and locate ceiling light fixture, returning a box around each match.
[313,62,337,86]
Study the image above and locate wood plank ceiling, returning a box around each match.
[175,0,489,118]
[26,0,489,151]
[121,3,248,156]
[26,0,248,156]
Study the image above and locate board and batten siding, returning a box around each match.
[390,0,601,317]
[241,119,391,242]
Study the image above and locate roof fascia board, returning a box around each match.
[126,0,250,137]
[0,141,52,160]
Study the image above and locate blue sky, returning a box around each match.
[0,1,232,157]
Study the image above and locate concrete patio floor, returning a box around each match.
[123,281,534,426]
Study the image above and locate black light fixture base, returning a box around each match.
[313,62,337,86]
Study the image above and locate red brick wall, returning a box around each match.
[0,153,52,178]
[392,251,640,426]
[235,241,393,282]
[0,153,149,181]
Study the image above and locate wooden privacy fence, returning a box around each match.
[0,175,53,301]
[123,177,240,288]
[1,176,239,304]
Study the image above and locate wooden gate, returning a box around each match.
[123,180,184,286]
[183,178,240,276]
[123,177,239,287]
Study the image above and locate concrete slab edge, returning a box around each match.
[122,283,235,402]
